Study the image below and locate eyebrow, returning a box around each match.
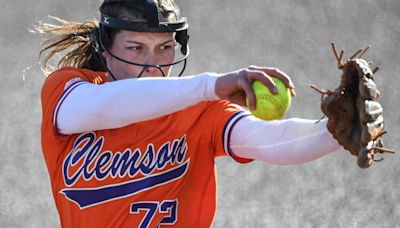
[125,39,175,46]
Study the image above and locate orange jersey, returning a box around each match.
[41,67,252,227]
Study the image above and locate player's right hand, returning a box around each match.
[214,66,296,110]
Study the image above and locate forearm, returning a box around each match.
[57,74,219,134]
[230,116,340,165]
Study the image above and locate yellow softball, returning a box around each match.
[246,78,291,120]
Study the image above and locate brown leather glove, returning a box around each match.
[311,43,394,168]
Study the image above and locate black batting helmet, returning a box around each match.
[97,0,190,79]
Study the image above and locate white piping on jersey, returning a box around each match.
[53,80,89,128]
[222,111,251,158]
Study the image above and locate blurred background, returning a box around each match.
[1,0,399,227]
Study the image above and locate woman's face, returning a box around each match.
[103,30,176,80]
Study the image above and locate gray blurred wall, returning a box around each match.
[1,0,399,227]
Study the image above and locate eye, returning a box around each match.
[127,45,143,51]
[160,43,175,51]
[160,45,171,50]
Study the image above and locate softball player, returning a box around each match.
[39,0,340,227]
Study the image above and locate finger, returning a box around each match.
[266,68,296,96]
[239,75,257,110]
[290,88,296,97]
[249,66,295,89]
[266,68,295,90]
[246,69,278,95]
[248,67,296,97]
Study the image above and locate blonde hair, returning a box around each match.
[35,16,101,74]
[36,0,181,74]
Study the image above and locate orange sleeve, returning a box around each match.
[204,100,254,164]
[41,67,91,136]
[41,67,106,136]
[40,67,106,174]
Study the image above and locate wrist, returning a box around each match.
[197,72,221,100]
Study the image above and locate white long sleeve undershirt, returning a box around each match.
[57,74,219,134]
[57,74,340,165]
[230,116,340,165]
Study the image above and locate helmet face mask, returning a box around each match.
[98,0,189,79]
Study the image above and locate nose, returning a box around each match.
[144,65,161,75]
[143,52,164,76]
